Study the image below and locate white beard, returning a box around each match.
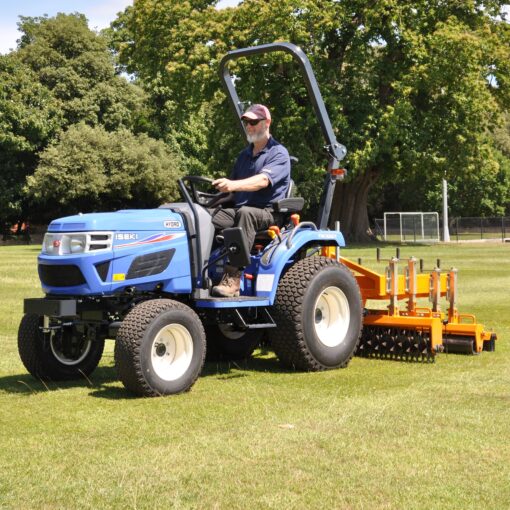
[247,130,267,144]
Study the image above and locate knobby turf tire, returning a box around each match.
[205,325,262,361]
[114,299,206,397]
[18,313,105,381]
[270,256,362,371]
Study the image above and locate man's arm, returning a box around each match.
[213,173,269,193]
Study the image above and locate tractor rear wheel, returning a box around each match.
[270,256,362,371]
[18,313,105,380]
[115,299,206,397]
[205,324,262,360]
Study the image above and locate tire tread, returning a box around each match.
[115,299,206,397]
[18,313,104,381]
[271,256,362,371]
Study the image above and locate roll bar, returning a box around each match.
[219,42,346,229]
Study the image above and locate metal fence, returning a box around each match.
[449,217,510,242]
[373,216,510,242]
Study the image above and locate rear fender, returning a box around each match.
[255,228,345,303]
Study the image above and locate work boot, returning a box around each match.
[212,265,241,297]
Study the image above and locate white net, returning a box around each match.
[383,212,440,242]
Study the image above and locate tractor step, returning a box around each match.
[196,296,270,308]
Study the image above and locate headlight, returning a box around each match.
[66,234,87,254]
[42,233,55,254]
[42,232,113,255]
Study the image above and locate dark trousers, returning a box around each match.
[211,206,274,249]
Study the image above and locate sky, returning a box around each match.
[0,0,240,54]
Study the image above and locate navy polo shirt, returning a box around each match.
[231,137,290,208]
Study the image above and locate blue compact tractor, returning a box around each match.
[18,43,363,396]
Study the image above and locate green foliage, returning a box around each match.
[0,13,180,223]
[26,123,184,220]
[109,0,510,237]
[2,4,509,228]
[0,55,62,220]
[16,14,147,131]
[493,111,510,158]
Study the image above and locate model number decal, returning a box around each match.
[164,220,182,229]
[115,233,138,241]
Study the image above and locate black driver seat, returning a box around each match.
[254,156,304,240]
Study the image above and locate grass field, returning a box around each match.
[0,243,509,509]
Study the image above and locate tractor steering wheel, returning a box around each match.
[179,175,233,208]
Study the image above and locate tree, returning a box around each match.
[16,13,147,131]
[26,123,183,220]
[105,0,236,176]
[368,10,510,221]
[0,55,62,221]
[109,0,510,240]
[0,13,169,223]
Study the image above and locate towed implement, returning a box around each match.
[335,255,496,361]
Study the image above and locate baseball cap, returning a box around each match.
[241,104,271,121]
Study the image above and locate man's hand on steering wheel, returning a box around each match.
[179,175,233,208]
[212,178,238,193]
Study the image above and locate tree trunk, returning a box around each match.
[329,168,379,242]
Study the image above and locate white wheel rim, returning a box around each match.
[151,323,194,381]
[313,286,350,348]
[50,335,92,366]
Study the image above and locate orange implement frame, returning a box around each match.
[324,252,496,355]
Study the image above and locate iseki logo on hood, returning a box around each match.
[115,233,138,241]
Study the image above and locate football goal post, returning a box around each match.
[383,212,440,243]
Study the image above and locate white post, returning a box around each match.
[442,178,450,242]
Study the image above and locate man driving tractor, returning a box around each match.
[211,104,291,297]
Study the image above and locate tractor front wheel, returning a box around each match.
[114,299,206,397]
[270,256,362,371]
[18,313,105,380]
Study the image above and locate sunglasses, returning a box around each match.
[242,118,264,126]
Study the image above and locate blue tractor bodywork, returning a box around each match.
[19,42,362,398]
[39,209,192,296]
[37,206,345,306]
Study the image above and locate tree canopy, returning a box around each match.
[109,0,510,239]
[1,4,509,239]
[0,13,183,223]
[26,123,182,220]
[0,55,62,220]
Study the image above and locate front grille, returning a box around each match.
[90,234,110,251]
[39,264,86,287]
[126,249,175,280]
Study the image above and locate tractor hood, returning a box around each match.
[47,209,185,233]
[39,207,193,296]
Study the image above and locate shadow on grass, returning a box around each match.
[0,365,120,397]
[201,349,287,378]
[1,350,292,400]
[90,353,291,400]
